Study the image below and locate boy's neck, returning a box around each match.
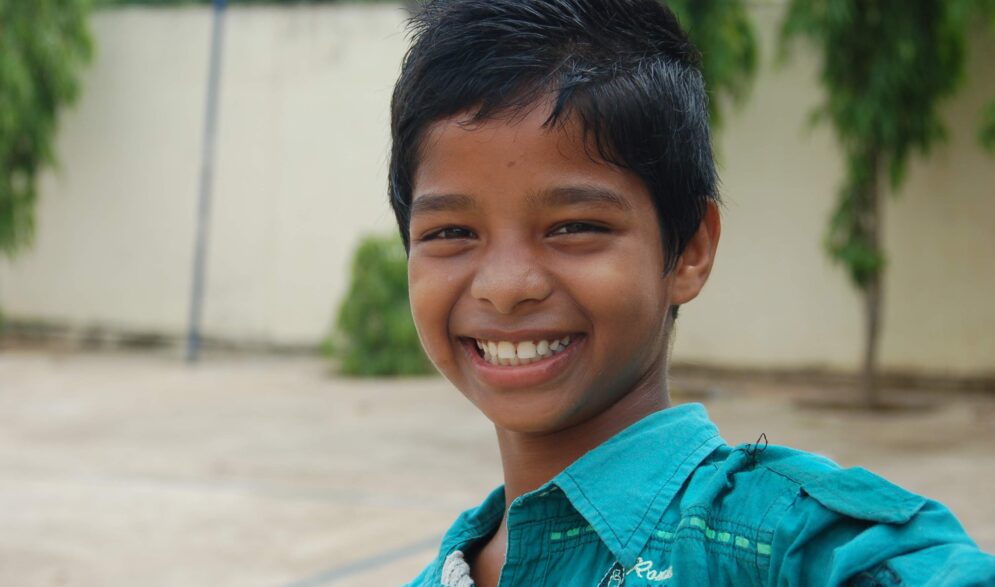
[495,379,670,510]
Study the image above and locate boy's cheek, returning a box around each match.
[408,274,438,344]
[408,264,458,371]
[562,246,667,310]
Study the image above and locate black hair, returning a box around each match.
[389,0,718,273]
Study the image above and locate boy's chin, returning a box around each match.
[472,395,587,436]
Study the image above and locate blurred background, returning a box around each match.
[0,0,993,585]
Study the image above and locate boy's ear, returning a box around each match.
[669,201,720,305]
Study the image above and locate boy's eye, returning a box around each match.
[549,222,609,236]
[421,226,475,241]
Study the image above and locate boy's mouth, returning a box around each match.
[458,333,585,389]
[464,335,578,366]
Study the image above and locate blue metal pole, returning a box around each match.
[186,0,227,363]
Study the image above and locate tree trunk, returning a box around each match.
[862,270,882,408]
[860,154,884,409]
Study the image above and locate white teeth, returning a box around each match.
[474,336,575,366]
[516,341,536,359]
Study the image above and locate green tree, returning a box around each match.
[0,0,93,259]
[982,101,995,150]
[781,0,991,407]
[104,0,393,5]
[980,4,995,150]
[665,0,758,132]
[328,234,433,376]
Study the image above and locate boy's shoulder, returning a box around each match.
[685,441,927,528]
[406,408,994,586]
[676,441,992,585]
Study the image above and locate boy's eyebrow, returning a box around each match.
[529,185,633,211]
[410,186,632,216]
[410,193,478,216]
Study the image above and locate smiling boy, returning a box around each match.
[390,1,995,586]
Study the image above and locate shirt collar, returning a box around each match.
[436,403,725,569]
[439,485,506,553]
[552,402,725,568]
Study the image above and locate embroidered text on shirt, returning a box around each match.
[627,557,673,582]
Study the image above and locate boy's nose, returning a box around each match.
[469,246,553,315]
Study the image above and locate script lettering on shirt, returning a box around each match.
[627,557,673,582]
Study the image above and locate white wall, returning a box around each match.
[1,5,405,344]
[2,4,993,377]
[676,5,995,376]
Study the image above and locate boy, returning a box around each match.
[388,1,995,585]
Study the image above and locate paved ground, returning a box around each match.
[0,350,992,586]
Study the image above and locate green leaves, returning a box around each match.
[327,234,434,376]
[981,102,995,151]
[825,153,885,288]
[0,0,93,259]
[101,1,393,5]
[780,0,980,289]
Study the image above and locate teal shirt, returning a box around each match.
[405,403,994,586]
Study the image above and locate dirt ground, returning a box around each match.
[0,350,992,586]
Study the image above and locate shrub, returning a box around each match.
[326,234,433,376]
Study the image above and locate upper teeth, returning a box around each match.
[475,336,573,366]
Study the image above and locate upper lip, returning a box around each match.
[459,328,582,342]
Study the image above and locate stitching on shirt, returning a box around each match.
[533,519,555,587]
[646,512,777,574]
[650,515,773,558]
[549,523,596,541]
[456,500,505,540]
[543,511,593,539]
[561,472,625,548]
[753,467,792,579]
[548,530,602,555]
[680,506,775,540]
[542,513,599,554]
[537,512,777,577]
[650,523,763,567]
[560,431,720,558]
[756,462,809,487]
[623,433,723,549]
[502,524,524,584]
[800,478,920,520]
[755,468,789,532]
[763,463,922,521]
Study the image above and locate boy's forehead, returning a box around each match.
[421,105,566,153]
[414,105,620,195]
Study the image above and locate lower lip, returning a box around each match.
[460,336,585,389]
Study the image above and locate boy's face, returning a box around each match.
[407,104,715,435]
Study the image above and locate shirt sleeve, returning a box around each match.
[766,467,995,586]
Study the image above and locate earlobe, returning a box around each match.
[670,201,721,305]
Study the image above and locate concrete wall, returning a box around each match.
[1,4,993,377]
[1,5,404,346]
[677,4,995,377]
